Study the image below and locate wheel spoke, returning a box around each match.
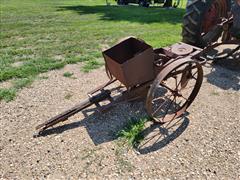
[175,75,183,91]
[139,133,164,148]
[166,118,183,129]
[180,95,188,101]
[174,75,178,88]
[160,82,175,93]
[191,71,198,80]
[152,94,173,116]
[172,95,179,112]
[154,131,165,144]
[162,95,176,122]
[176,81,182,91]
[192,70,198,77]
[192,76,197,81]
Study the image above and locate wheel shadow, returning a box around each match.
[37,101,147,145]
[205,48,240,91]
[134,115,189,154]
[38,100,189,151]
[56,5,185,24]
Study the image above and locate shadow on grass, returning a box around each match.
[57,5,185,24]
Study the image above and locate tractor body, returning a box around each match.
[182,0,239,47]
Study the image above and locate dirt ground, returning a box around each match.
[0,49,240,179]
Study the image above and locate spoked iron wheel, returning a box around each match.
[146,59,203,123]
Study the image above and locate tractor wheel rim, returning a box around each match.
[202,0,227,34]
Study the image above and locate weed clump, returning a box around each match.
[118,117,148,147]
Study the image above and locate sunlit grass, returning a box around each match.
[0,0,187,101]
[0,88,17,102]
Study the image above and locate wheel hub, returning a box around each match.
[172,90,182,97]
[171,44,194,56]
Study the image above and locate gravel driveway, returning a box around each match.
[0,52,239,179]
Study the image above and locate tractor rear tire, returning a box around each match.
[182,0,231,48]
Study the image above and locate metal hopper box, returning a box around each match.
[103,37,154,88]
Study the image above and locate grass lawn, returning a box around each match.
[0,0,186,101]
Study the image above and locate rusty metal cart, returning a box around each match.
[35,12,239,136]
[36,37,205,134]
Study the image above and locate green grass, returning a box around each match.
[13,76,34,89]
[1,0,187,101]
[118,117,148,147]
[63,72,74,78]
[0,76,35,102]
[0,88,17,102]
[81,59,104,72]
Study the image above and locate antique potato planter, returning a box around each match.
[35,0,239,135]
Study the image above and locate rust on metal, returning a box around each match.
[35,16,240,136]
[102,37,154,88]
[146,58,203,123]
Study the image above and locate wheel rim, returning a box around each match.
[202,0,228,34]
[146,59,203,123]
